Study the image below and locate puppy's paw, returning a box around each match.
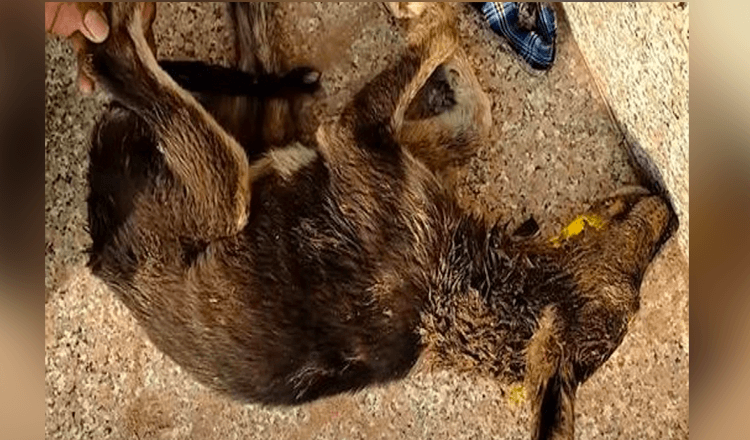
[282,67,322,95]
[385,2,427,20]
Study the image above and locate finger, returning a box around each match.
[75,3,109,43]
[81,8,109,43]
[47,2,109,43]
[69,32,97,93]
[46,2,85,38]
[45,3,63,32]
[68,31,87,55]
[78,72,94,96]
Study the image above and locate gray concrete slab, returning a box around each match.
[45,3,688,439]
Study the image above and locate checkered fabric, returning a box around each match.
[478,2,557,71]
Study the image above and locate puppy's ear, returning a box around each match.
[525,307,577,440]
[530,367,576,440]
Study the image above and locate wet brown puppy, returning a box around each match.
[83,3,678,440]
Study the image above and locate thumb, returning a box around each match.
[80,7,109,43]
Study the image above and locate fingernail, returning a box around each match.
[84,10,109,43]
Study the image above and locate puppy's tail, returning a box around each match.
[226,2,309,148]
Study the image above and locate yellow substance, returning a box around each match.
[508,384,526,405]
[549,213,605,247]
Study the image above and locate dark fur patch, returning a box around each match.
[221,158,422,403]
[86,104,163,281]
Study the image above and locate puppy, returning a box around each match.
[83,3,678,440]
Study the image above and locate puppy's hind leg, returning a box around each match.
[397,50,492,174]
[337,7,459,151]
[156,2,320,157]
[84,3,262,239]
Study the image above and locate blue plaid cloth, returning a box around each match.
[478,2,557,71]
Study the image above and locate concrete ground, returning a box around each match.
[562,2,689,260]
[45,3,688,439]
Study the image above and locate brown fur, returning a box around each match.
[81,3,255,239]
[398,51,492,174]
[524,306,576,440]
[384,2,428,20]
[386,2,492,175]
[225,2,305,148]
[83,3,679,440]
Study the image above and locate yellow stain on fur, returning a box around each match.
[508,384,526,406]
[549,214,605,247]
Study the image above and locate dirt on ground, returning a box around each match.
[45,3,688,439]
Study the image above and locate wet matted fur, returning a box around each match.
[82,3,678,440]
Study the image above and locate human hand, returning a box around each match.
[45,3,156,95]
[45,2,109,94]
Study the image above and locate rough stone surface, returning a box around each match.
[562,2,689,259]
[45,3,689,439]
